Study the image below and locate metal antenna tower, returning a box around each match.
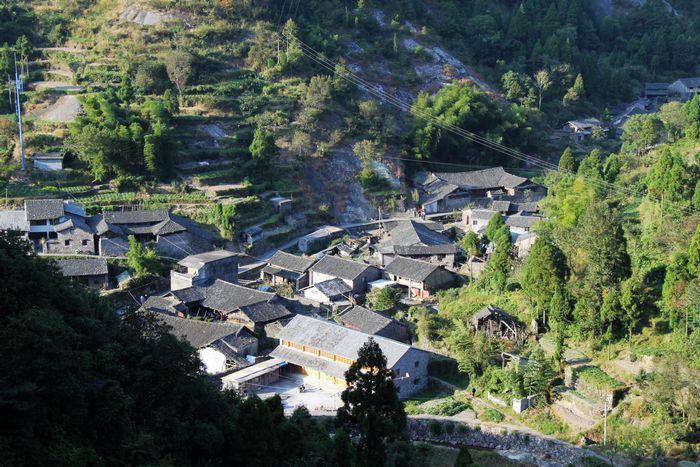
[12,54,26,172]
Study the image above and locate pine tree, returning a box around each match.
[336,338,408,467]
[687,226,700,277]
[521,237,568,324]
[563,73,584,107]
[485,213,505,242]
[558,147,577,172]
[249,125,277,165]
[523,347,554,401]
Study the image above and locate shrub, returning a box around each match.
[425,398,470,417]
[481,408,504,423]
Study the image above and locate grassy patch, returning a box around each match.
[523,409,569,437]
[410,443,522,467]
[573,365,625,391]
[480,408,505,423]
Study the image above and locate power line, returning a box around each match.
[281,32,699,214]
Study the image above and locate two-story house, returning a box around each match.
[307,254,381,294]
[383,256,455,299]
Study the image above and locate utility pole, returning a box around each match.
[603,397,608,446]
[12,55,26,172]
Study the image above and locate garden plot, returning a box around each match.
[29,81,84,92]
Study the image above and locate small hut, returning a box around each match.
[472,306,524,341]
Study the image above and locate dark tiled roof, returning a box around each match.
[99,236,130,256]
[384,256,439,282]
[57,258,108,277]
[433,167,528,190]
[238,301,291,324]
[25,199,64,221]
[384,221,457,256]
[142,296,184,315]
[313,278,351,298]
[505,213,546,229]
[262,265,302,281]
[152,218,187,236]
[272,315,422,368]
[268,251,315,273]
[156,312,254,349]
[676,77,700,88]
[103,209,170,224]
[203,279,274,314]
[170,286,207,304]
[339,305,394,335]
[0,211,29,231]
[310,255,375,281]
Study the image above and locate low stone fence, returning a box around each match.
[407,417,605,466]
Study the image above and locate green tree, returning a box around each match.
[688,226,700,277]
[662,252,690,331]
[523,347,554,401]
[563,73,584,107]
[366,287,402,311]
[249,125,277,165]
[482,224,513,292]
[621,114,665,155]
[462,231,480,256]
[620,277,644,341]
[126,235,159,277]
[446,322,496,377]
[533,69,552,110]
[485,213,505,242]
[646,147,689,204]
[336,338,408,467]
[558,147,577,172]
[117,70,134,103]
[521,237,569,323]
[281,19,303,67]
[164,49,192,103]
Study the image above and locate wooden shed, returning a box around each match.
[472,306,524,341]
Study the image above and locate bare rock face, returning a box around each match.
[119,5,178,26]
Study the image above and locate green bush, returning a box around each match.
[425,398,470,417]
[572,366,625,391]
[480,408,504,423]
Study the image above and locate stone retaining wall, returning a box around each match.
[407,417,605,466]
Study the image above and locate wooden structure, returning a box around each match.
[472,306,524,341]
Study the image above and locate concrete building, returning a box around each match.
[564,118,604,142]
[297,225,344,253]
[269,196,292,214]
[171,250,238,291]
[22,199,95,255]
[57,258,109,289]
[32,152,64,171]
[269,315,432,397]
[383,256,455,299]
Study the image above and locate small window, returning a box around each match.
[64,240,71,246]
[414,361,420,368]
[413,378,420,385]
[82,239,89,246]
[524,227,530,232]
[472,220,478,225]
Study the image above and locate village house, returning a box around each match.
[269,196,292,214]
[3,199,96,255]
[668,77,700,101]
[171,250,238,291]
[201,279,291,334]
[644,82,669,100]
[31,152,64,171]
[416,167,545,214]
[375,220,457,267]
[56,258,109,289]
[564,118,604,142]
[297,225,344,253]
[472,306,525,342]
[338,305,411,344]
[155,312,258,375]
[303,277,353,307]
[241,225,264,246]
[383,256,455,299]
[308,254,381,294]
[269,315,432,397]
[261,251,315,291]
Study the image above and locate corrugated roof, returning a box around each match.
[203,279,274,314]
[268,251,315,273]
[310,255,375,281]
[57,258,108,277]
[384,256,439,282]
[24,199,64,221]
